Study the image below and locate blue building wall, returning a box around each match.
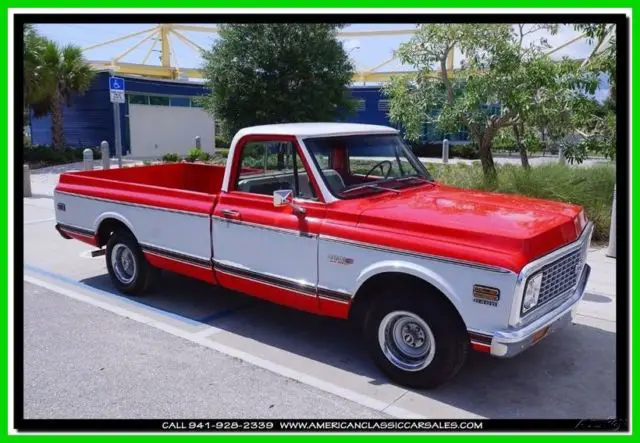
[30,72,113,149]
[345,87,393,127]
[39,74,607,151]
[30,71,212,154]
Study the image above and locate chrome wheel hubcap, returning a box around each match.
[378,310,435,372]
[111,244,137,284]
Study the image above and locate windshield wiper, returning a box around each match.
[394,175,433,183]
[341,183,401,195]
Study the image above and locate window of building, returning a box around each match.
[149,95,170,106]
[170,97,190,107]
[378,99,390,112]
[356,99,366,111]
[128,94,149,105]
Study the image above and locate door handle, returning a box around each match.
[221,209,240,218]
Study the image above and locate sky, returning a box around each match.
[34,22,606,99]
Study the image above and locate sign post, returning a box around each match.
[109,76,125,168]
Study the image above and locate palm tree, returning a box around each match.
[23,24,48,131]
[30,40,94,149]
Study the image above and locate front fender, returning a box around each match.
[355,260,462,311]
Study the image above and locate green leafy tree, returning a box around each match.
[383,25,529,178]
[567,24,617,162]
[201,24,355,140]
[384,24,523,178]
[29,40,94,149]
[510,55,599,168]
[575,24,616,102]
[500,24,560,169]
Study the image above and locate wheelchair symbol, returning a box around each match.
[110,78,124,90]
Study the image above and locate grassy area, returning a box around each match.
[425,162,616,242]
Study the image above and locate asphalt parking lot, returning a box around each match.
[22,194,618,420]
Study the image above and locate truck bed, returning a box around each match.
[55,163,226,215]
[65,162,226,194]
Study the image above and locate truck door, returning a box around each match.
[212,135,326,314]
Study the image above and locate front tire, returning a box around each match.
[363,288,468,389]
[105,229,155,296]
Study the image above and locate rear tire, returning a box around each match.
[105,229,155,296]
[363,286,468,389]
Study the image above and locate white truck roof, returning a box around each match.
[234,122,398,138]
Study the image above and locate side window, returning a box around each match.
[235,141,317,200]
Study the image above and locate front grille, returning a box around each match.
[523,244,588,315]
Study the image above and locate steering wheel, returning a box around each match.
[363,160,393,181]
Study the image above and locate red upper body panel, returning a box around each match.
[323,182,586,273]
[56,162,587,274]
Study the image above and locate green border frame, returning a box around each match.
[2,4,636,439]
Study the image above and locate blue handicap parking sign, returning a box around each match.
[109,77,125,91]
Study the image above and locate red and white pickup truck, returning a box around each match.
[54,123,592,388]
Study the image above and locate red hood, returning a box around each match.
[355,183,587,272]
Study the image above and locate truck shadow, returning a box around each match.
[80,271,617,419]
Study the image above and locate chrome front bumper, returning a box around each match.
[489,264,591,358]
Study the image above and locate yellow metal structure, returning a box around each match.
[84,24,421,81]
[83,24,596,83]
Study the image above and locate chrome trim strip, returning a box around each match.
[55,191,212,218]
[213,260,316,293]
[212,260,353,302]
[317,286,352,303]
[140,243,211,268]
[319,235,513,274]
[212,215,317,238]
[509,222,593,327]
[213,261,318,299]
[57,222,95,237]
[318,295,351,305]
[143,250,212,270]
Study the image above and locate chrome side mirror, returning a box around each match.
[273,189,306,216]
[273,189,293,207]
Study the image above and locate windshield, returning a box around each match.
[303,133,432,199]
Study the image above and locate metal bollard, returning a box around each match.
[101,141,110,170]
[606,185,616,258]
[195,136,201,150]
[442,139,450,164]
[23,164,32,197]
[83,148,94,171]
[558,146,566,165]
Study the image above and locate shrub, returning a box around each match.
[215,135,230,150]
[210,154,228,165]
[450,144,478,159]
[162,153,180,163]
[424,162,615,242]
[186,148,201,163]
[407,140,479,160]
[216,148,230,158]
[406,141,443,158]
[198,151,212,162]
[23,145,101,167]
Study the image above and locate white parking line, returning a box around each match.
[24,274,427,419]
